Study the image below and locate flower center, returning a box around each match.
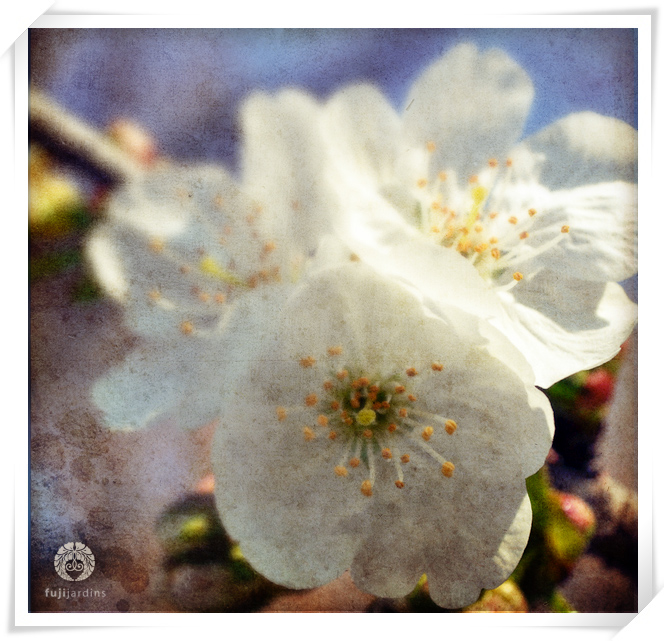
[414,147,570,288]
[276,347,458,497]
[142,187,293,337]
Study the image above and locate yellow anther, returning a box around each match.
[305,393,318,407]
[431,362,444,372]
[422,426,434,441]
[180,321,194,335]
[317,415,329,428]
[469,175,479,184]
[330,400,340,411]
[214,293,226,304]
[198,292,210,303]
[513,272,524,281]
[471,186,487,204]
[148,290,161,302]
[438,171,447,182]
[561,225,570,233]
[323,380,334,391]
[417,178,428,189]
[349,253,361,262]
[519,231,529,240]
[303,426,315,441]
[337,369,349,381]
[506,158,513,167]
[491,248,501,259]
[430,225,441,234]
[474,224,484,233]
[362,429,373,439]
[445,419,458,435]
[149,238,164,253]
[327,346,343,356]
[408,394,417,402]
[528,208,537,217]
[334,465,348,477]
[276,407,287,421]
[388,423,397,433]
[457,239,471,253]
[426,141,436,153]
[300,356,316,368]
[406,368,418,377]
[474,243,489,253]
[401,454,410,464]
[488,158,498,168]
[349,457,360,468]
[381,448,392,460]
[489,236,499,244]
[442,462,455,478]
[361,480,373,497]
[508,216,518,225]
[399,408,408,418]
[394,385,406,394]
[352,377,370,389]
[395,480,405,489]
[489,212,498,219]
[328,431,337,440]
[199,256,244,285]
[263,241,276,253]
[350,397,361,409]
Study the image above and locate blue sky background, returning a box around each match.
[29,28,637,167]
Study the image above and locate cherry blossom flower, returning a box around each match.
[212,261,554,609]
[242,44,637,387]
[87,163,338,430]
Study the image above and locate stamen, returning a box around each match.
[180,321,194,335]
[337,369,349,381]
[401,454,410,464]
[445,419,458,435]
[327,346,343,356]
[561,225,570,233]
[382,448,392,460]
[528,208,537,217]
[334,465,348,477]
[442,462,455,478]
[361,480,373,497]
[300,356,316,368]
[317,415,329,427]
[303,426,315,441]
[519,231,529,240]
[426,141,436,153]
[328,431,337,440]
[276,407,287,421]
[149,238,164,253]
[421,426,434,441]
[349,457,360,468]
[305,393,318,407]
[431,362,444,372]
[508,216,518,225]
[513,272,524,281]
[406,367,418,377]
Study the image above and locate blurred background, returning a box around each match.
[28,28,638,613]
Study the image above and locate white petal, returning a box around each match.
[402,44,534,181]
[92,285,292,431]
[323,83,403,187]
[517,111,637,190]
[519,181,637,282]
[213,395,366,588]
[240,89,336,254]
[495,277,637,388]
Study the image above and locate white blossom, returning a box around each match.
[212,261,554,609]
